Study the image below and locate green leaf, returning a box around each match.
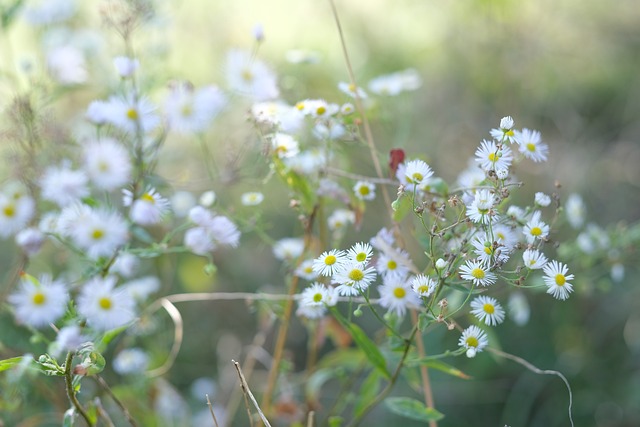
[96,324,130,352]
[418,312,435,331]
[76,343,106,376]
[0,356,26,373]
[353,370,382,418]
[306,368,335,402]
[328,416,344,427]
[331,309,390,379]
[385,397,444,422]
[417,359,470,379]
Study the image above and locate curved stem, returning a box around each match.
[64,351,94,427]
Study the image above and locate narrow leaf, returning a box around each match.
[353,370,382,417]
[385,397,444,422]
[0,356,26,373]
[409,358,471,379]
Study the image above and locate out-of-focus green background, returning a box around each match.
[1,0,639,426]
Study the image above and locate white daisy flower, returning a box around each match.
[294,259,318,281]
[296,99,338,119]
[508,291,530,326]
[456,161,486,189]
[272,237,305,261]
[489,116,516,143]
[86,100,110,125]
[313,249,347,277]
[270,133,299,158]
[459,259,497,287]
[534,192,551,207]
[51,325,88,357]
[166,83,226,134]
[123,187,170,226]
[104,95,160,134]
[8,274,69,328]
[61,204,129,259]
[199,191,217,207]
[470,296,505,326]
[252,101,304,133]
[313,120,346,140]
[40,164,89,207]
[297,283,332,319]
[459,325,489,357]
[327,209,355,232]
[185,213,241,255]
[113,348,149,375]
[122,276,160,302]
[83,138,131,191]
[15,227,45,255]
[47,45,87,85]
[113,56,139,78]
[376,252,410,282]
[523,211,549,244]
[170,191,197,217]
[378,280,420,317]
[77,276,135,331]
[522,249,548,269]
[0,193,35,238]
[341,103,355,115]
[184,227,215,255]
[367,69,421,95]
[475,139,512,172]
[353,181,376,201]
[492,224,519,252]
[542,260,574,300]
[226,49,279,101]
[23,0,76,26]
[370,227,395,251]
[466,189,498,224]
[514,128,548,162]
[565,193,586,229]
[471,236,510,266]
[332,261,376,296]
[410,274,437,298]
[111,253,140,278]
[403,159,433,186]
[337,82,368,99]
[346,242,373,264]
[241,192,264,206]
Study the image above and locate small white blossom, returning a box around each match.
[534,192,551,207]
[470,296,505,326]
[40,164,89,207]
[77,276,135,331]
[459,325,489,356]
[272,237,304,261]
[83,138,131,191]
[353,181,376,201]
[543,260,574,300]
[113,56,139,78]
[523,211,549,244]
[514,128,548,162]
[378,280,420,317]
[522,249,548,270]
[8,274,69,328]
[313,249,347,277]
[459,260,497,287]
[410,274,437,298]
[113,348,149,375]
[241,192,264,206]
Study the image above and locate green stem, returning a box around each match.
[64,351,94,426]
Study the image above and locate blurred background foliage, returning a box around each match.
[0,0,639,426]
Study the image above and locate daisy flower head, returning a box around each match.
[403,159,433,187]
[490,116,516,143]
[113,56,139,78]
[0,193,35,238]
[523,211,549,244]
[492,224,519,252]
[313,119,346,140]
[466,189,498,224]
[8,274,69,328]
[471,236,510,266]
[410,274,437,298]
[272,237,305,261]
[456,160,486,189]
[475,139,512,172]
[122,276,160,303]
[47,45,87,85]
[51,325,88,357]
[241,192,264,206]
[313,249,347,277]
[251,101,304,134]
[378,280,420,318]
[62,204,129,259]
[83,138,131,191]
[341,103,355,115]
[226,49,279,101]
[508,291,530,326]
[165,83,227,134]
[542,260,574,300]
[40,163,89,207]
[296,99,337,119]
[470,295,505,326]
[77,276,135,331]
[346,242,373,264]
[534,192,552,207]
[565,193,586,229]
[295,259,318,281]
[376,252,410,282]
[270,132,299,159]
[113,348,149,375]
[353,181,376,201]
[123,187,170,226]
[338,82,368,99]
[459,325,489,358]
[332,261,376,296]
[15,227,45,255]
[459,259,497,287]
[370,227,396,251]
[300,282,331,307]
[368,69,422,96]
[522,248,548,270]
[328,209,355,232]
[104,95,160,134]
[514,128,548,162]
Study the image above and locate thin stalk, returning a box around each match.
[410,310,437,427]
[64,351,93,427]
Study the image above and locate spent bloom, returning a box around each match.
[543,260,574,300]
[470,295,505,326]
[8,274,69,328]
[459,325,489,358]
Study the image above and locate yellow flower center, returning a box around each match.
[505,130,514,137]
[411,172,423,183]
[295,102,305,111]
[418,285,430,294]
[393,287,406,298]
[32,292,46,306]
[555,274,566,286]
[180,104,193,117]
[387,260,397,270]
[471,268,485,279]
[478,208,489,215]
[98,161,109,172]
[466,336,479,348]
[99,297,112,310]
[488,152,497,162]
[530,227,542,236]
[324,255,337,266]
[141,192,155,203]
[3,205,15,217]
[359,186,370,196]
[348,268,364,282]
[348,83,356,92]
[241,69,253,82]
[126,108,138,120]
[313,293,323,303]
[483,303,495,314]
[484,247,493,255]
[526,142,536,152]
[303,266,313,274]
[92,229,104,240]
[356,252,366,262]
[316,106,326,116]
